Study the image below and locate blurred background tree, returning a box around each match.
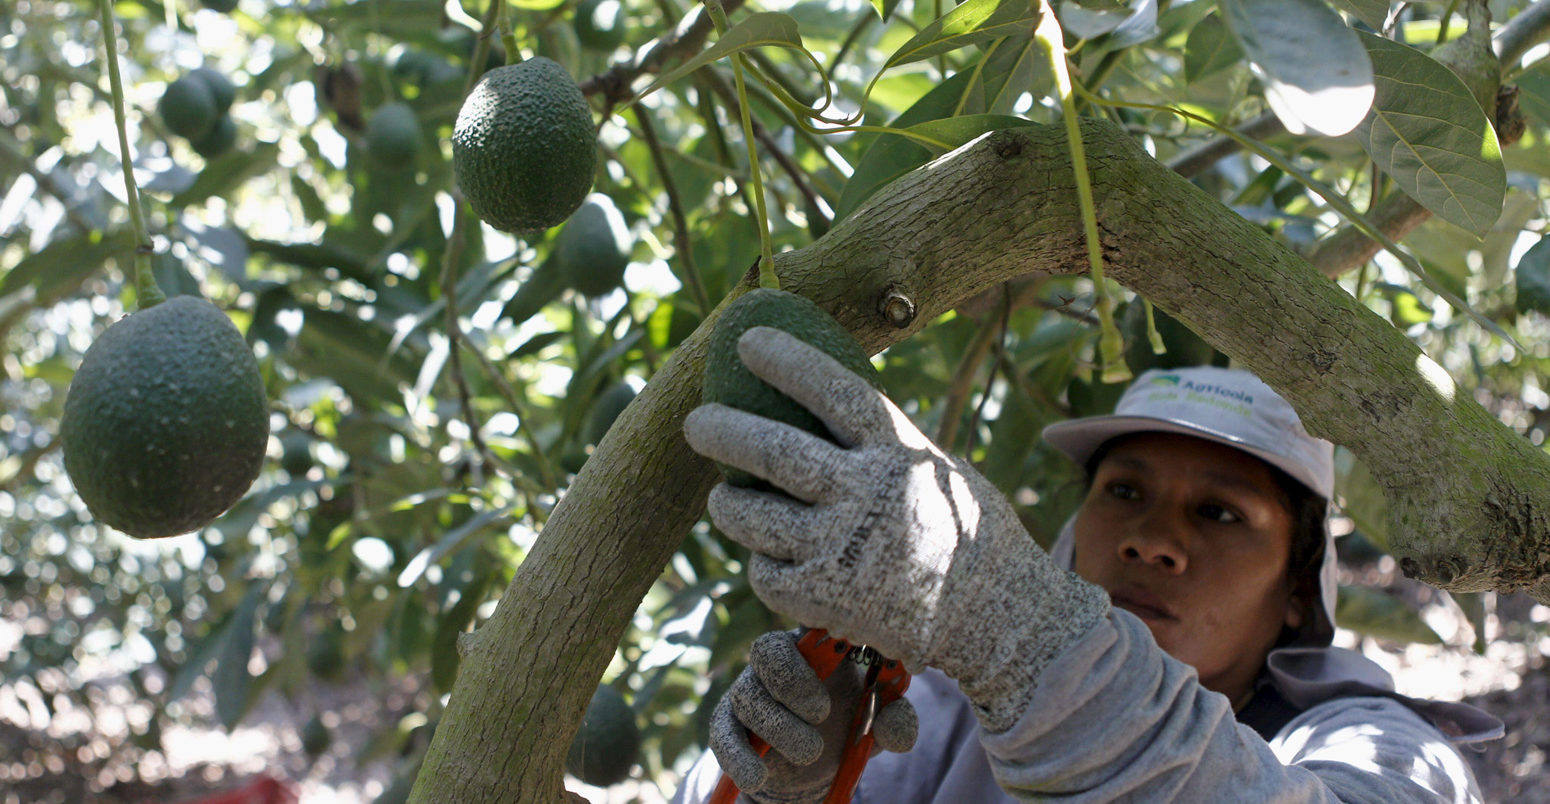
[4,0,1550,801]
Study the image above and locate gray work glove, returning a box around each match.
[684,327,1111,733]
[711,630,917,803]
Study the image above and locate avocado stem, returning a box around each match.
[1034,1,1126,382]
[97,0,164,309]
[703,0,777,289]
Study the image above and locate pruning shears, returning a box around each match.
[709,629,911,804]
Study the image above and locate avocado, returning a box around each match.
[452,57,596,233]
[301,714,333,757]
[366,102,422,170]
[280,431,314,477]
[584,381,637,446]
[191,115,238,158]
[564,685,640,787]
[574,0,627,51]
[189,67,236,115]
[702,288,878,487]
[554,196,631,297]
[60,296,268,539]
[159,76,218,141]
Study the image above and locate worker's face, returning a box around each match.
[1072,432,1300,709]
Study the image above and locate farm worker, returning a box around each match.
[674,327,1502,803]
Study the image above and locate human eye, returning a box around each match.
[1107,481,1141,501]
[1198,502,1241,524]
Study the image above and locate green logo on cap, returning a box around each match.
[1150,374,1182,386]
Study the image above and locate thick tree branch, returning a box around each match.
[409,118,1550,803]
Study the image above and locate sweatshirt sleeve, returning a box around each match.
[977,611,1483,803]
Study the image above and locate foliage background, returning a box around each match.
[3,0,1550,800]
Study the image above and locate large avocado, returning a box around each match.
[159,75,218,141]
[451,57,596,233]
[564,685,640,787]
[554,196,631,298]
[60,296,268,539]
[366,102,422,170]
[702,288,878,487]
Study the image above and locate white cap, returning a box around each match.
[1042,366,1338,646]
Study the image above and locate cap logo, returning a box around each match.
[1179,379,1255,406]
[1150,374,1182,386]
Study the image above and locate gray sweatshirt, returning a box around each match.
[672,610,1502,803]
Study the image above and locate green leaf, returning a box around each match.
[213,585,263,730]
[170,142,281,208]
[909,114,1038,155]
[1514,64,1550,130]
[1377,282,1433,327]
[1329,0,1389,31]
[959,36,1050,117]
[0,228,136,304]
[1334,449,1390,553]
[708,591,775,670]
[396,506,515,587]
[835,59,1041,222]
[1335,585,1443,645]
[883,0,1041,69]
[631,13,822,105]
[432,566,493,693]
[1184,13,1243,84]
[1218,0,1374,136]
[1353,33,1505,237]
[1514,236,1550,315]
[983,380,1042,489]
[868,0,902,21]
[1058,0,1158,47]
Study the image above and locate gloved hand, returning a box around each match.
[711,630,917,803]
[684,327,1111,732]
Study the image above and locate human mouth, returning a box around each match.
[1109,586,1177,621]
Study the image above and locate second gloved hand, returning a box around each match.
[711,630,916,803]
[684,327,1111,732]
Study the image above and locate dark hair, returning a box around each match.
[1084,435,1328,644]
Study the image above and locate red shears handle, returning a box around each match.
[709,630,910,804]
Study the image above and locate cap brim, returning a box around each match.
[1042,415,1328,502]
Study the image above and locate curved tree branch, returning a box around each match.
[408,118,1550,803]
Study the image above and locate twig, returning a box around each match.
[699,67,831,231]
[965,285,1013,459]
[936,312,1002,450]
[0,134,99,235]
[440,210,492,488]
[1163,111,1286,179]
[633,106,711,315]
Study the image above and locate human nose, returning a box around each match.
[1116,511,1189,574]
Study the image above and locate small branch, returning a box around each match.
[936,311,1002,449]
[440,209,492,489]
[698,67,831,231]
[1163,111,1285,179]
[0,134,99,235]
[633,106,711,315]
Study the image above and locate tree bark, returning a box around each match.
[409,118,1550,803]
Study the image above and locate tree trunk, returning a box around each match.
[409,118,1550,802]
